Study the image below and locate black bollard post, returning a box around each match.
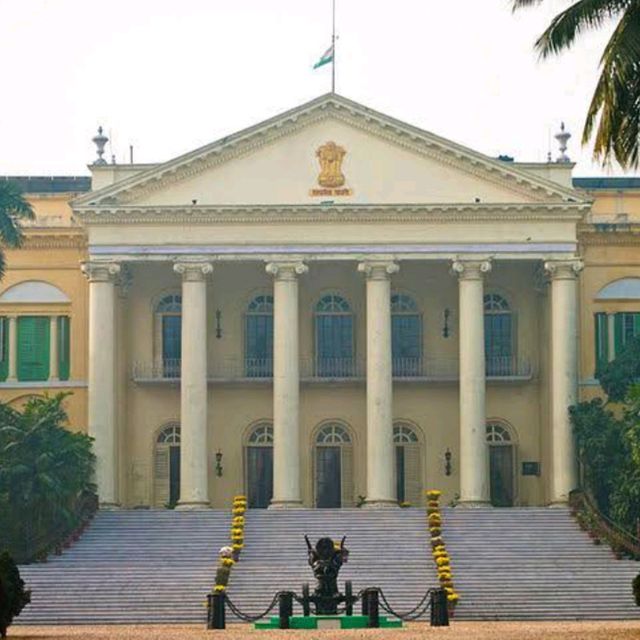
[430,588,449,627]
[210,591,226,629]
[367,589,380,628]
[361,589,370,616]
[279,591,293,629]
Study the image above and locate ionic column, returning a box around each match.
[358,260,399,507]
[7,315,17,382]
[174,262,213,508]
[266,261,308,508]
[452,259,492,506]
[81,262,120,507]
[545,259,583,504]
[49,316,59,381]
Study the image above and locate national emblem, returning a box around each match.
[316,141,346,188]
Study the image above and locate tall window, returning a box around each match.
[315,422,354,508]
[156,294,181,378]
[58,316,70,381]
[246,422,274,508]
[484,294,514,376]
[393,422,422,504]
[245,295,273,377]
[0,317,8,381]
[391,293,422,377]
[594,312,640,372]
[17,316,50,382]
[315,294,354,377]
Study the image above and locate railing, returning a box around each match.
[131,356,532,382]
[570,490,640,560]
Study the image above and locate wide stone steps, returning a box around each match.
[227,509,437,620]
[17,510,228,624]
[442,507,640,620]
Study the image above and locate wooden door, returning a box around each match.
[169,446,181,506]
[489,445,514,507]
[247,446,274,508]
[316,446,341,508]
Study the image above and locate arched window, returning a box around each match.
[484,293,514,376]
[245,295,273,377]
[486,420,516,507]
[391,293,422,377]
[155,294,182,378]
[314,421,354,508]
[315,295,354,377]
[154,423,181,507]
[246,422,273,508]
[393,422,422,504]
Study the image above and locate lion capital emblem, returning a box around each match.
[316,141,346,188]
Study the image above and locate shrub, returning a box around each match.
[0,552,31,638]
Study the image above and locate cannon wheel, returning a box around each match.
[345,580,353,616]
[302,583,310,617]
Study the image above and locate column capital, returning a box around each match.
[451,259,492,281]
[173,262,213,281]
[357,260,400,280]
[265,261,308,280]
[544,259,584,280]
[81,261,121,283]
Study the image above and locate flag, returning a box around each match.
[313,44,334,69]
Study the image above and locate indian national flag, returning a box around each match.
[313,44,334,69]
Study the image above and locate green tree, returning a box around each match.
[0,394,95,560]
[513,0,640,169]
[0,181,34,278]
[0,551,30,638]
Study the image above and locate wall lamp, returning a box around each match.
[215,309,222,339]
[215,450,223,477]
[444,448,452,476]
[442,308,451,338]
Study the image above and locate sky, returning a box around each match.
[0,0,636,177]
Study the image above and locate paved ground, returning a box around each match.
[8,622,640,639]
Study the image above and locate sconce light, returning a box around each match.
[215,449,223,477]
[215,309,222,339]
[444,448,452,476]
[442,308,451,338]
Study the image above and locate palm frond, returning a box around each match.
[531,0,632,58]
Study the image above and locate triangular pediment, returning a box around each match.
[75,94,586,209]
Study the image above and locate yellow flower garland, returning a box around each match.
[212,495,248,595]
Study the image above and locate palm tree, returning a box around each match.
[0,181,34,278]
[513,0,640,169]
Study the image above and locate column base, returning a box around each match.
[98,502,121,510]
[269,500,303,510]
[176,501,210,510]
[362,499,399,509]
[457,500,491,508]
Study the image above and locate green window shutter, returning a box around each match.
[17,316,50,382]
[0,317,7,381]
[58,316,70,381]
[614,313,625,358]
[594,313,608,372]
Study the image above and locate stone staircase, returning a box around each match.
[17,510,229,624]
[443,507,640,620]
[227,508,437,620]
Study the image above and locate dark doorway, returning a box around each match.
[395,446,406,502]
[169,445,181,506]
[316,446,341,508]
[489,445,514,507]
[162,315,181,377]
[247,446,273,508]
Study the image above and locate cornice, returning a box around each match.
[23,232,87,249]
[578,224,640,245]
[74,95,586,208]
[75,202,589,225]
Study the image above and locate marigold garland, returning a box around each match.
[425,489,459,611]
[212,495,248,595]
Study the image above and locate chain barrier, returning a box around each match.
[224,586,436,623]
[377,587,434,621]
[225,591,283,622]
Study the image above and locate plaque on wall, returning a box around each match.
[522,461,540,476]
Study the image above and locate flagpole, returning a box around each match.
[331,0,336,92]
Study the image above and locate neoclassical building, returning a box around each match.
[1,94,639,510]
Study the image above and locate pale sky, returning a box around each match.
[0,0,636,177]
